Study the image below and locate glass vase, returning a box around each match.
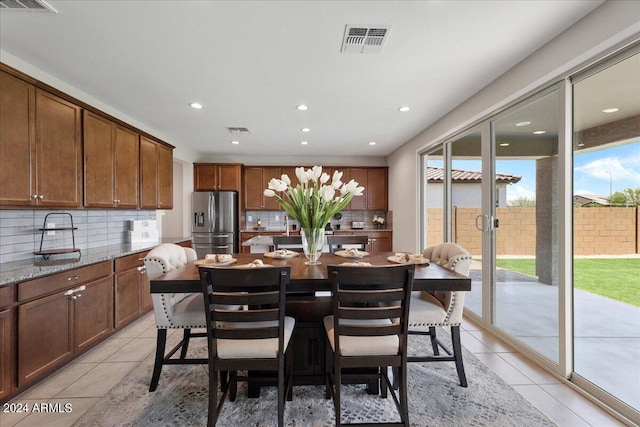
[301,227,325,265]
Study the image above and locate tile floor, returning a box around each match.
[0,313,630,427]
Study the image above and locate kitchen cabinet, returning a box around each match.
[333,230,392,252]
[243,166,282,210]
[194,163,242,191]
[0,70,35,207]
[114,252,151,329]
[84,111,139,208]
[17,261,112,388]
[140,137,173,209]
[345,167,388,211]
[0,72,81,208]
[0,284,14,401]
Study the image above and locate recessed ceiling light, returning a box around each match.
[296,104,309,111]
[398,106,410,112]
[189,102,203,109]
[602,107,619,113]
[301,128,311,132]
[533,130,546,135]
[230,140,240,145]
[499,142,510,147]
[515,121,531,127]
[300,141,308,145]
[368,141,377,146]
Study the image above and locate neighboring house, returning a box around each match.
[573,194,611,207]
[425,167,521,208]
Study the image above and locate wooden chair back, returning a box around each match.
[272,235,304,252]
[326,235,369,253]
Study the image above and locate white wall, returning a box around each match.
[388,1,640,252]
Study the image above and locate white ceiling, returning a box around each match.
[0,1,605,158]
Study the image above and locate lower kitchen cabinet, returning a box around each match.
[0,307,13,400]
[114,251,150,329]
[17,261,113,388]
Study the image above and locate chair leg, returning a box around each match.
[325,339,332,399]
[208,364,217,427]
[380,367,388,398]
[450,326,468,387]
[228,372,237,402]
[399,363,409,426]
[179,328,191,359]
[429,326,439,355]
[287,350,293,402]
[149,329,167,392]
[334,364,341,426]
[278,356,285,427]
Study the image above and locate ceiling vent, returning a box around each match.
[0,0,57,12]
[226,127,251,134]
[341,25,391,54]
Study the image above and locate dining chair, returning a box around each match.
[198,265,295,427]
[324,264,414,427]
[326,235,369,253]
[405,242,472,387]
[272,235,304,252]
[143,243,208,392]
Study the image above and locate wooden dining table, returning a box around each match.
[149,251,471,395]
[149,252,471,294]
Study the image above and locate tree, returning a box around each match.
[508,196,536,207]
[610,187,640,206]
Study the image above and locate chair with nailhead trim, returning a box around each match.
[143,243,206,392]
[401,242,472,388]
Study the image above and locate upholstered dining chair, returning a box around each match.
[406,242,472,387]
[272,235,304,252]
[324,264,414,427]
[326,235,369,253]
[143,243,207,392]
[198,265,295,427]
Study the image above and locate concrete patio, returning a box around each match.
[464,266,640,411]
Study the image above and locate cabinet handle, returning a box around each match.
[31,194,38,199]
[65,285,86,298]
[137,266,146,275]
[38,195,44,200]
[67,275,80,281]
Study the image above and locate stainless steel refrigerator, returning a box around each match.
[192,191,238,258]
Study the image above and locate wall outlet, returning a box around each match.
[248,215,253,222]
[47,223,55,236]
[275,215,279,221]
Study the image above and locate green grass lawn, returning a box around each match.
[492,258,640,307]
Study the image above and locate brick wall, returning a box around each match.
[427,206,638,256]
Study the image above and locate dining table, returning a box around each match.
[149,251,471,396]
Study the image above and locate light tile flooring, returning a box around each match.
[0,313,629,427]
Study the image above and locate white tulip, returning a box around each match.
[332,170,343,184]
[268,178,288,192]
[331,179,343,190]
[319,185,335,202]
[320,172,330,184]
[264,189,276,197]
[281,174,291,185]
[312,166,323,180]
[295,167,307,184]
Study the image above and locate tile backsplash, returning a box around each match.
[243,210,390,231]
[0,209,156,263]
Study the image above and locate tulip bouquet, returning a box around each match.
[263,166,364,229]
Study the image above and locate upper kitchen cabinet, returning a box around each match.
[0,71,82,208]
[345,167,388,211]
[83,111,139,208]
[194,163,242,191]
[140,136,173,209]
[0,70,35,207]
[243,166,281,210]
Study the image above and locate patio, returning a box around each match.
[464,265,640,411]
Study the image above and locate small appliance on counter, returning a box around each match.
[351,221,365,229]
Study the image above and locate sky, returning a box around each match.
[431,141,640,203]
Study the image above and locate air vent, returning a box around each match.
[341,25,391,54]
[226,127,251,134]
[0,0,57,12]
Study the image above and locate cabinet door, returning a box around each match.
[83,111,115,208]
[194,164,216,191]
[0,71,35,207]
[244,167,264,209]
[366,168,388,210]
[347,168,368,210]
[18,291,73,387]
[114,126,139,208]
[74,276,113,353]
[262,167,282,210]
[157,144,173,209]
[217,164,242,191]
[139,137,158,209]
[114,268,141,329]
[0,308,13,400]
[35,89,82,207]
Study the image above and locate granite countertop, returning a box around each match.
[0,237,191,286]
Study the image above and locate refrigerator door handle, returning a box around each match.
[212,193,216,232]
[208,193,213,232]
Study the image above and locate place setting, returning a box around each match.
[194,253,237,266]
[263,248,300,259]
[334,248,369,258]
[387,252,430,265]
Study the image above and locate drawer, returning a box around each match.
[0,285,14,309]
[18,261,112,302]
[114,251,148,273]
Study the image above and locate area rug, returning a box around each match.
[73,330,555,426]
